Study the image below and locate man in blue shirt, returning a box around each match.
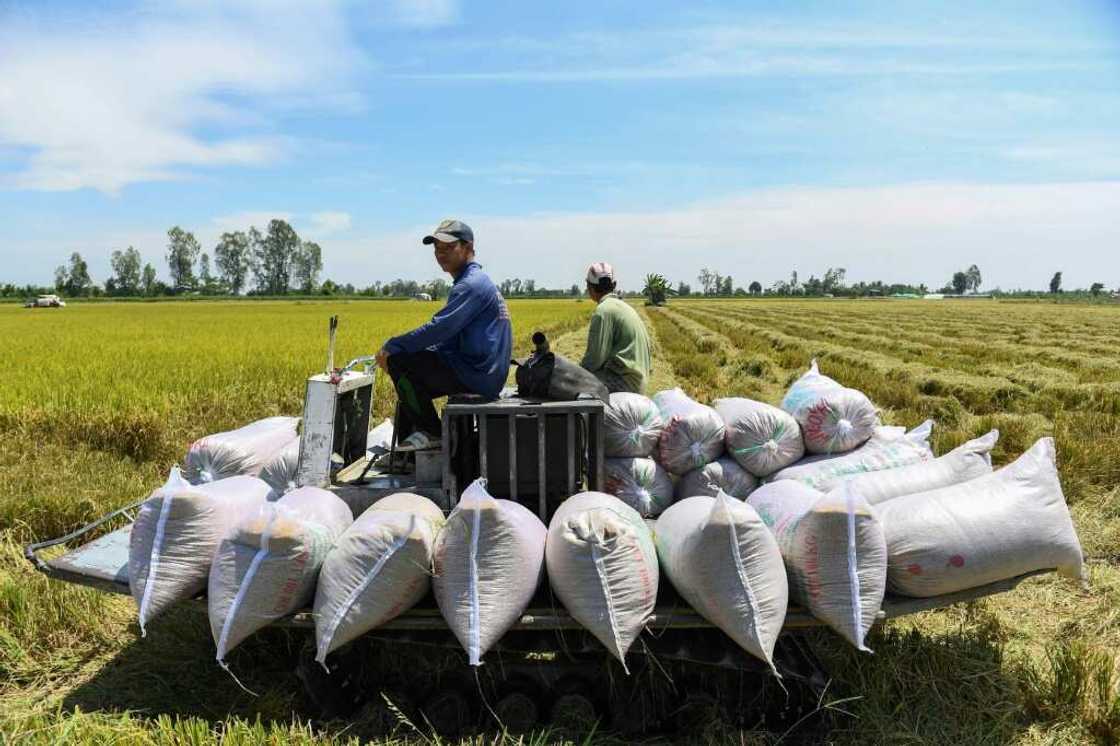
[376,219,512,451]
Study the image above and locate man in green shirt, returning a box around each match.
[580,262,653,394]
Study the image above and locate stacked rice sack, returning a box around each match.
[127,376,1086,669]
[715,398,804,477]
[601,393,673,517]
[131,417,305,634]
[780,360,879,454]
[209,486,353,663]
[749,480,886,651]
[546,492,658,671]
[656,492,788,672]
[675,457,758,500]
[433,479,546,665]
[770,421,936,492]
[653,388,725,475]
[129,467,274,635]
[847,430,997,505]
[605,457,674,517]
[314,493,444,664]
[260,437,301,495]
[603,393,664,458]
[878,437,1084,597]
[184,417,299,484]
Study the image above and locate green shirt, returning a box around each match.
[580,294,652,393]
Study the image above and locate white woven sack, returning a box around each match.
[675,457,759,501]
[715,398,804,477]
[184,416,299,484]
[433,479,546,665]
[879,438,1084,598]
[260,436,300,495]
[847,430,998,505]
[546,492,658,670]
[653,388,726,475]
[604,457,675,517]
[604,392,665,458]
[129,468,273,636]
[655,492,788,672]
[781,360,879,455]
[770,420,934,493]
[314,493,444,665]
[367,418,395,455]
[209,486,352,663]
[749,480,886,651]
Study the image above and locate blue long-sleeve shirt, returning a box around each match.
[384,262,512,399]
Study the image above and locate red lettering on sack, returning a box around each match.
[803,401,832,446]
[907,564,922,575]
[803,534,822,601]
[271,549,310,615]
[947,555,965,568]
[637,553,656,607]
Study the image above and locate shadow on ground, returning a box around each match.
[62,606,313,725]
[812,608,1031,745]
[58,600,1034,744]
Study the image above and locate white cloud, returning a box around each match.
[211,211,293,233]
[379,0,459,28]
[0,1,364,194]
[308,211,353,237]
[319,181,1120,292]
[5,182,1117,292]
[400,59,1087,83]
[999,141,1120,175]
[394,24,1105,81]
[211,209,351,240]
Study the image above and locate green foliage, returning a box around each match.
[54,252,93,297]
[967,264,983,293]
[251,220,300,295]
[140,263,158,296]
[292,241,323,294]
[641,273,672,306]
[108,247,142,295]
[952,271,968,295]
[1018,641,1120,742]
[214,231,252,295]
[165,226,201,292]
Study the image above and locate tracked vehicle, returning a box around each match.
[25,341,1049,737]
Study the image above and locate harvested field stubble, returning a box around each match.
[643,299,1120,743]
[2,297,1118,744]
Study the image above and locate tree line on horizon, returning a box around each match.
[1,217,587,301]
[666,265,1116,299]
[2,235,1116,300]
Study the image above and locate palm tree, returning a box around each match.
[642,273,673,306]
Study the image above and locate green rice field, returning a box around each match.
[1,298,1117,744]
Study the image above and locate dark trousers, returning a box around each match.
[387,350,471,439]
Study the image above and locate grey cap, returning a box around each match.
[422,218,474,245]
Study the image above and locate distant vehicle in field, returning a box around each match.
[413,292,432,301]
[24,294,66,308]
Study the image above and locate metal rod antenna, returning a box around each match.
[327,315,338,373]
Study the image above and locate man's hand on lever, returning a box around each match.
[376,347,390,372]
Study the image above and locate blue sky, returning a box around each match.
[2,0,1119,291]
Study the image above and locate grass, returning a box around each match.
[2,298,1119,744]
